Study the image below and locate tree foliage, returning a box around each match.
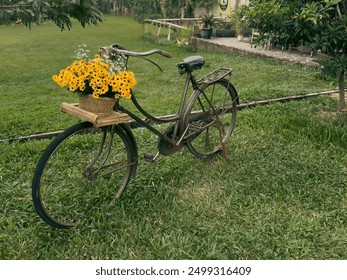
[159,0,193,18]
[0,0,103,30]
[0,0,221,27]
[300,0,347,110]
[131,0,213,21]
[131,0,161,22]
[131,0,197,21]
[245,0,347,111]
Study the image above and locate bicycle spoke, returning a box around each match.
[184,79,238,159]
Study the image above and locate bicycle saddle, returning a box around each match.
[176,56,205,74]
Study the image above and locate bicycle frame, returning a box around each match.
[116,71,195,148]
[101,44,234,153]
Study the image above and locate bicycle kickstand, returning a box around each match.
[221,142,228,159]
[144,151,160,163]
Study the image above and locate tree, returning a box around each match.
[0,0,103,30]
[159,0,191,18]
[108,0,132,15]
[298,0,346,111]
[246,0,346,111]
[192,0,214,14]
[246,0,312,49]
[132,0,161,22]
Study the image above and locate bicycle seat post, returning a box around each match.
[172,56,205,140]
[189,74,199,90]
[172,71,192,138]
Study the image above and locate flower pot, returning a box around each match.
[79,94,117,116]
[201,28,213,39]
[212,29,236,38]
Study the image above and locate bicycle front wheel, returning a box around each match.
[32,122,137,228]
[183,79,238,159]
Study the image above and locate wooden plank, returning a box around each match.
[61,102,98,123]
[168,27,171,41]
[144,19,188,30]
[60,103,131,127]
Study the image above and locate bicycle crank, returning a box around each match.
[157,126,184,156]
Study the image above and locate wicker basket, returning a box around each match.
[79,94,117,116]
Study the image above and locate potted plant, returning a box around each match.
[52,45,137,115]
[200,13,215,39]
[212,19,237,38]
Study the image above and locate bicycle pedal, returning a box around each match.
[144,152,159,163]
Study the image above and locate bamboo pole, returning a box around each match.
[237,90,340,110]
[0,90,342,144]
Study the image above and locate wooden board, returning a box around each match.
[61,102,131,127]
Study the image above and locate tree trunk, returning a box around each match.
[338,70,346,111]
[112,1,116,15]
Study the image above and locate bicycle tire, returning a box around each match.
[32,122,137,228]
[183,78,238,159]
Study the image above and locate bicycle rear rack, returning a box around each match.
[197,67,232,85]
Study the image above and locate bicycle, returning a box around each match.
[32,43,239,228]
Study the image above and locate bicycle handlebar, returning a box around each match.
[99,44,172,59]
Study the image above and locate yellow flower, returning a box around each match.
[52,49,136,99]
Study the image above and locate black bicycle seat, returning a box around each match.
[176,56,205,74]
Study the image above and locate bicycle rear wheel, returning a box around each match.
[32,122,137,228]
[183,78,238,159]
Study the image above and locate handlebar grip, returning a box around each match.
[110,43,127,50]
[157,50,172,58]
[99,43,127,56]
[99,46,116,56]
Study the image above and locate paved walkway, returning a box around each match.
[192,37,320,67]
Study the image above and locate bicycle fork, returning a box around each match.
[82,126,131,180]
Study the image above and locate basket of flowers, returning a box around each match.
[52,45,136,116]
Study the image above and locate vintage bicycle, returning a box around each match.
[32,44,239,228]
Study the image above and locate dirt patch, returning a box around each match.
[331,92,346,101]
[330,92,347,112]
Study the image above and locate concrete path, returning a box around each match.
[192,37,320,67]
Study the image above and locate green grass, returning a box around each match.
[1,16,346,260]
[0,16,334,139]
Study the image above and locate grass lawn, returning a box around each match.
[0,16,346,260]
